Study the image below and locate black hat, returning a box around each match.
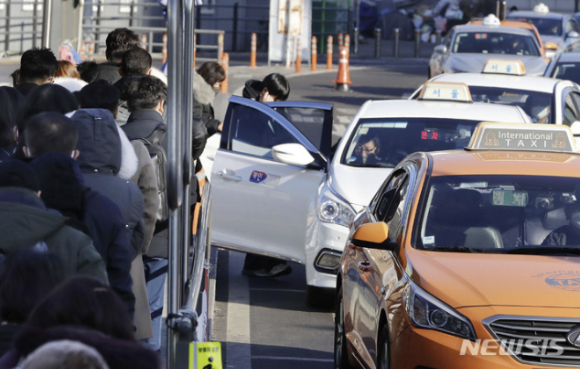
[0,159,40,192]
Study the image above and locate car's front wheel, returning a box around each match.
[377,324,390,369]
[334,286,354,369]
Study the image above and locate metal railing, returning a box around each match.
[0,0,43,55]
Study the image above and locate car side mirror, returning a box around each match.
[434,45,447,53]
[568,31,580,39]
[350,222,396,250]
[544,41,559,50]
[571,121,580,136]
[272,143,315,166]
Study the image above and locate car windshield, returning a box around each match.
[552,62,580,84]
[417,175,580,254]
[510,17,562,36]
[468,87,553,123]
[341,118,478,168]
[453,32,540,56]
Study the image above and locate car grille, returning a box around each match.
[484,316,580,367]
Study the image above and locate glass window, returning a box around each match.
[509,16,562,36]
[272,107,328,155]
[374,171,410,241]
[228,105,299,159]
[453,32,540,56]
[417,175,580,253]
[341,118,479,168]
[467,87,553,123]
[563,93,579,127]
[553,63,580,84]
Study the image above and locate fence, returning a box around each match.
[0,0,44,56]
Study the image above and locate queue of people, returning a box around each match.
[0,27,215,368]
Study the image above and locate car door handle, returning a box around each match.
[216,172,242,182]
[358,261,372,272]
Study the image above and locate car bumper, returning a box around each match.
[391,326,529,369]
[305,214,349,289]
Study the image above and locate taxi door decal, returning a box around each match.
[250,171,267,183]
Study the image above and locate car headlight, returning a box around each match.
[403,279,476,341]
[316,183,356,228]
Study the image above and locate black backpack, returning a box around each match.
[136,126,169,224]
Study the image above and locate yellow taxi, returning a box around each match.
[335,123,580,369]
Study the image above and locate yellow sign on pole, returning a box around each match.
[191,342,223,369]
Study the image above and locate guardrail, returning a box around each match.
[0,0,44,55]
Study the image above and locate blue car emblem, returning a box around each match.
[250,170,267,183]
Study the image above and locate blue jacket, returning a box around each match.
[70,109,145,258]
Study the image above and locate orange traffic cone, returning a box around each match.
[335,46,352,91]
[220,53,229,93]
[162,34,168,64]
[80,42,87,59]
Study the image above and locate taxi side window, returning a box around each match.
[228,105,300,159]
[563,92,580,126]
[375,170,411,240]
[444,31,453,50]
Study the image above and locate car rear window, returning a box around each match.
[509,16,562,36]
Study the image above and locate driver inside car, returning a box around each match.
[353,134,381,165]
[542,203,580,246]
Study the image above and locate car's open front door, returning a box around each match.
[210,96,333,263]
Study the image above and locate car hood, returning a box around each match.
[329,164,393,209]
[445,54,548,76]
[406,247,580,309]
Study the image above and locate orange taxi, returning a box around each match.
[468,18,558,58]
[335,123,580,369]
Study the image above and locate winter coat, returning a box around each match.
[0,323,20,358]
[242,79,262,101]
[30,153,135,316]
[0,325,160,369]
[542,225,580,246]
[193,71,221,137]
[15,82,39,97]
[53,77,88,93]
[122,109,167,150]
[129,140,159,254]
[69,108,145,258]
[0,187,107,281]
[95,61,123,85]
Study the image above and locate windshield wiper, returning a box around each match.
[504,247,580,256]
[425,246,479,253]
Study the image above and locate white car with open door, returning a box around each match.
[209,95,333,289]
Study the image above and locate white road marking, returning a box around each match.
[401,93,411,98]
[251,356,334,362]
[336,107,358,115]
[226,251,251,369]
[333,124,347,137]
[337,115,352,124]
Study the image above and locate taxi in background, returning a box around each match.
[429,14,548,78]
[545,52,580,85]
[467,18,555,58]
[208,87,530,305]
[302,83,530,304]
[412,59,580,133]
[335,123,580,369]
[508,3,580,55]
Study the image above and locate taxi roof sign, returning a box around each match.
[534,3,549,14]
[482,14,501,26]
[467,122,577,153]
[482,59,526,75]
[418,82,472,103]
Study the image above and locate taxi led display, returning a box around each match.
[467,122,577,153]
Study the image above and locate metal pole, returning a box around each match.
[393,28,399,57]
[374,28,381,58]
[217,32,224,63]
[435,30,441,45]
[76,0,85,52]
[232,2,238,52]
[576,0,579,13]
[33,0,38,48]
[166,0,184,363]
[41,0,53,48]
[96,0,102,56]
[129,0,135,28]
[4,2,9,53]
[353,27,358,54]
[414,29,420,58]
[181,0,195,312]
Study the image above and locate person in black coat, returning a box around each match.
[0,249,65,357]
[194,62,225,137]
[95,28,140,85]
[0,87,24,160]
[15,48,58,97]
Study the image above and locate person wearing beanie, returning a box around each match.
[0,160,106,281]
